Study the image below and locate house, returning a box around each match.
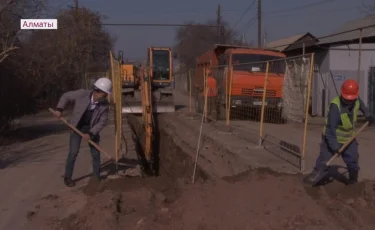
[266,15,375,117]
[266,32,318,55]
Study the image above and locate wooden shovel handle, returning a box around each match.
[326,121,369,166]
[49,108,112,160]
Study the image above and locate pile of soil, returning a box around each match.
[51,169,375,230]
[40,116,375,230]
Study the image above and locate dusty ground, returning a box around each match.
[2,92,375,230]
[20,112,375,230]
[32,166,375,230]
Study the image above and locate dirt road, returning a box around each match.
[1,105,375,230]
[0,114,115,230]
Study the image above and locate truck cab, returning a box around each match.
[195,44,286,119]
[148,47,173,89]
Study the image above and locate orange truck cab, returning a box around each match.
[195,44,286,119]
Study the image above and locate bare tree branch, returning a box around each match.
[174,20,249,70]
[0,0,46,64]
[0,0,14,16]
[0,6,113,134]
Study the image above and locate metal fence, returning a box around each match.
[187,53,315,171]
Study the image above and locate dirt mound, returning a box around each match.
[47,116,375,230]
[49,168,375,230]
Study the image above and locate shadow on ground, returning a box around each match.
[0,121,68,169]
[0,141,66,169]
[0,122,68,146]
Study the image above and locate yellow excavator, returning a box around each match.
[121,47,175,114]
[121,47,175,174]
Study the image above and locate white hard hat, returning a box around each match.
[94,77,112,94]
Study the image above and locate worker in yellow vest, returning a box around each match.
[304,79,373,185]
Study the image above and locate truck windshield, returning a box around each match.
[151,50,170,80]
[231,54,285,74]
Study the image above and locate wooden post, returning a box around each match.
[226,65,233,126]
[258,61,269,147]
[301,53,315,172]
[189,70,192,112]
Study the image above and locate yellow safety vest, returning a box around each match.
[323,96,360,144]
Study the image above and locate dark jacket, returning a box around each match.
[324,97,370,151]
[56,89,109,136]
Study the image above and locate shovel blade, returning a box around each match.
[303,166,329,186]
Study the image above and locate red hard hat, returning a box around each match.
[341,79,359,100]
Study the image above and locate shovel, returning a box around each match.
[49,108,137,169]
[305,121,369,186]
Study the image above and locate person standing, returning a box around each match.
[54,77,112,187]
[304,79,373,185]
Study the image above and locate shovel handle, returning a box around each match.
[48,108,113,161]
[325,121,369,166]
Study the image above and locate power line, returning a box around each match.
[269,23,375,49]
[102,23,222,27]
[265,7,355,19]
[118,9,237,16]
[266,0,335,14]
[239,16,257,31]
[232,0,256,30]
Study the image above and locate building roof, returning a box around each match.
[318,15,375,45]
[212,44,279,52]
[266,33,314,51]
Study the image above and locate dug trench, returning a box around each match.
[52,114,375,230]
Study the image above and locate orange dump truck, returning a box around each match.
[194,44,286,120]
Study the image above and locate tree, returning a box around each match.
[21,7,114,105]
[0,0,45,63]
[174,20,246,70]
[0,6,114,134]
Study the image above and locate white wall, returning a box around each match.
[329,43,375,106]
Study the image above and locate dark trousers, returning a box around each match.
[64,130,101,179]
[315,135,359,171]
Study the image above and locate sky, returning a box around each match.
[49,0,370,61]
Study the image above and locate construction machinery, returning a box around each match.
[122,47,175,114]
[118,47,175,174]
[117,51,139,91]
[194,44,286,120]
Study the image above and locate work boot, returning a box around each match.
[64,177,75,187]
[347,170,359,185]
[303,169,319,185]
[303,167,331,186]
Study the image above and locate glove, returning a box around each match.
[366,116,374,126]
[332,147,340,154]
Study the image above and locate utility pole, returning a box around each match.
[263,31,267,48]
[257,0,262,48]
[217,4,221,43]
[75,0,79,16]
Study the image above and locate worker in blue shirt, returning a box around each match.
[305,79,374,185]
